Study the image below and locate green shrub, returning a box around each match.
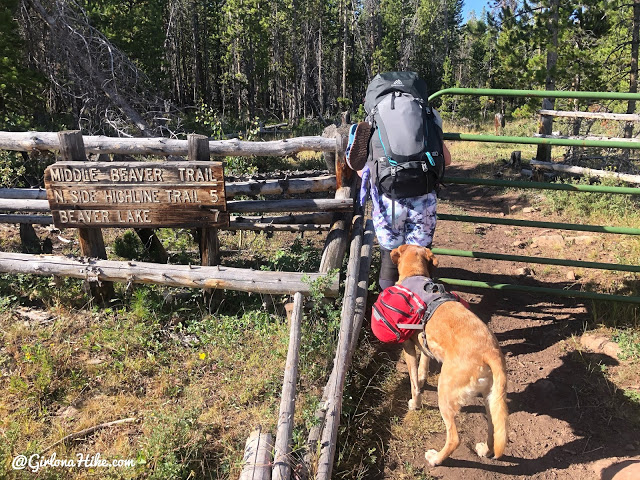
[544,176,640,223]
[138,408,206,479]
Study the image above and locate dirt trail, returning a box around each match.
[355,166,640,479]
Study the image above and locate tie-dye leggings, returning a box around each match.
[371,191,438,251]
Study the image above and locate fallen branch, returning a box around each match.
[539,109,640,121]
[530,160,640,184]
[41,417,137,454]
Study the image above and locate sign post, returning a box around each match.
[56,130,113,302]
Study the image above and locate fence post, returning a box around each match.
[536,99,554,162]
[19,223,41,253]
[57,130,113,302]
[334,133,351,189]
[188,134,219,267]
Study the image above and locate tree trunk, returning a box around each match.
[625,0,640,140]
[342,0,347,100]
[536,0,559,162]
[318,18,324,117]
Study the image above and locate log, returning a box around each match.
[0,132,336,156]
[239,428,274,480]
[318,133,354,273]
[0,252,340,297]
[0,199,50,212]
[0,198,353,215]
[0,188,47,200]
[347,219,375,367]
[231,213,333,225]
[530,160,640,184]
[58,131,113,302]
[0,215,333,233]
[0,176,336,201]
[272,291,304,480]
[227,198,353,214]
[0,214,52,224]
[303,219,373,475]
[316,215,363,480]
[226,222,330,232]
[225,175,336,198]
[534,133,640,143]
[319,187,353,273]
[538,109,640,121]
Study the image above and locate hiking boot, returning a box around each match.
[345,121,372,171]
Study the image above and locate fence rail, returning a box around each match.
[0,132,336,156]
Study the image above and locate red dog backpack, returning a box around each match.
[371,284,426,343]
[371,277,470,344]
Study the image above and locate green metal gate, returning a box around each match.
[427,88,640,304]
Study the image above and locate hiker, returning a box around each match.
[346,71,451,290]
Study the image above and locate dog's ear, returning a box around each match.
[390,244,409,265]
[424,248,439,271]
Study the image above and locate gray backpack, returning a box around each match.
[365,72,445,199]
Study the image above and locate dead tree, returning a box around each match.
[19,0,176,137]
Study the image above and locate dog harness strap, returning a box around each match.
[399,276,459,326]
[422,294,458,324]
[396,323,424,329]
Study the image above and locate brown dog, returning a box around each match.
[390,244,508,466]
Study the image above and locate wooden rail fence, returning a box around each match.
[0,128,371,480]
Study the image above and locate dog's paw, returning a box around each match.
[425,449,441,466]
[408,396,422,410]
[418,375,428,389]
[475,442,491,458]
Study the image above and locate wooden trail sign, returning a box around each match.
[44,161,228,228]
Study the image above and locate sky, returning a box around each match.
[462,0,492,21]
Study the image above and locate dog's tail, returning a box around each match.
[485,351,508,459]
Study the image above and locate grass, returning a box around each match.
[0,285,336,479]
[445,118,538,168]
[0,230,342,479]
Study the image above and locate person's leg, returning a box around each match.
[404,193,438,249]
[371,190,408,289]
[378,246,398,290]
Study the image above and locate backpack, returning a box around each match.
[371,277,469,344]
[364,71,445,199]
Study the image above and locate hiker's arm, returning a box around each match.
[444,143,451,166]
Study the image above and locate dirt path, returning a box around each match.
[344,166,640,479]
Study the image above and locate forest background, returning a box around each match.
[0,0,639,141]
